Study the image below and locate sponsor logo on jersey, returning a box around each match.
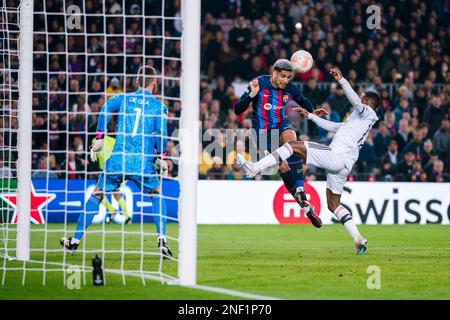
[263,103,272,110]
[273,182,321,224]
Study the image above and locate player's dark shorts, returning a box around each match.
[255,119,295,153]
[98,173,160,193]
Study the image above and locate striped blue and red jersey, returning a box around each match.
[234,75,314,129]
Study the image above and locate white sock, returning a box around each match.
[295,187,310,213]
[333,205,361,242]
[255,143,293,172]
[158,235,167,242]
[71,238,80,245]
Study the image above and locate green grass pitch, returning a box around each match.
[1,224,449,299]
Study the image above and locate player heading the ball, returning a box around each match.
[238,66,381,255]
[234,58,327,228]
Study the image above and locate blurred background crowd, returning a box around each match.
[199,0,450,182]
[1,0,448,183]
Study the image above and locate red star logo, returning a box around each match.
[0,184,56,224]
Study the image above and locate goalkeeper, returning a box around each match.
[60,66,172,258]
[94,135,131,225]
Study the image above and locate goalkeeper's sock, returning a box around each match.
[117,197,129,219]
[151,194,167,237]
[256,143,294,172]
[334,205,361,242]
[73,195,101,241]
[101,197,115,214]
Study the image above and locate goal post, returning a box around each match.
[16,0,33,262]
[178,0,200,286]
[2,0,201,287]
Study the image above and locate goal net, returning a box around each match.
[1,0,199,287]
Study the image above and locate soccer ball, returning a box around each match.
[290,49,313,73]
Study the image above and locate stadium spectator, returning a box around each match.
[429,160,450,182]
[433,118,450,162]
[29,0,449,183]
[373,122,391,158]
[316,102,340,143]
[33,156,58,179]
[397,151,416,181]
[392,119,411,152]
[206,157,225,180]
[423,96,446,135]
[326,85,351,119]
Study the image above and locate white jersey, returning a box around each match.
[330,105,378,170]
[307,77,379,170]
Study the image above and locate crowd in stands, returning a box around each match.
[199,0,450,182]
[3,0,448,183]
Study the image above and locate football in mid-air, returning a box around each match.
[290,49,313,73]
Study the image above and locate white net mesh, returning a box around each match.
[1,0,183,286]
[0,0,19,270]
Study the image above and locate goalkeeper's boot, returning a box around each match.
[236,154,259,178]
[355,236,368,255]
[60,237,78,254]
[294,189,322,228]
[124,214,132,225]
[158,237,173,260]
[105,213,115,224]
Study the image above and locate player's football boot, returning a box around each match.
[294,190,322,228]
[158,238,173,260]
[236,154,259,178]
[105,213,114,224]
[355,236,368,255]
[60,237,78,254]
[124,214,132,225]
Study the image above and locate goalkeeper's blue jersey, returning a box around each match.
[97,90,168,175]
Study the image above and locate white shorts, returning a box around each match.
[304,141,350,194]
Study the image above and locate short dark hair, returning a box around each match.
[137,66,157,88]
[364,91,380,109]
[273,59,294,72]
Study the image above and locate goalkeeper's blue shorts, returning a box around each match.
[97,173,160,193]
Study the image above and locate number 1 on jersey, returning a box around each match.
[132,107,142,137]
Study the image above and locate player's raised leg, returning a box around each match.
[326,188,367,255]
[237,140,305,177]
[278,129,321,227]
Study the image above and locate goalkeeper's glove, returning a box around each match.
[90,138,104,162]
[155,157,169,177]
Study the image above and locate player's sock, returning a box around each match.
[101,197,115,214]
[73,195,101,241]
[333,205,361,242]
[151,194,167,237]
[117,197,129,219]
[256,143,294,172]
[280,154,311,211]
[280,160,309,213]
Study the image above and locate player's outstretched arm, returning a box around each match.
[330,67,363,112]
[291,84,314,112]
[235,78,260,115]
[293,107,343,133]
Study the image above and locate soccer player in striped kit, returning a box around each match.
[60,66,172,258]
[234,59,327,227]
[238,66,381,254]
